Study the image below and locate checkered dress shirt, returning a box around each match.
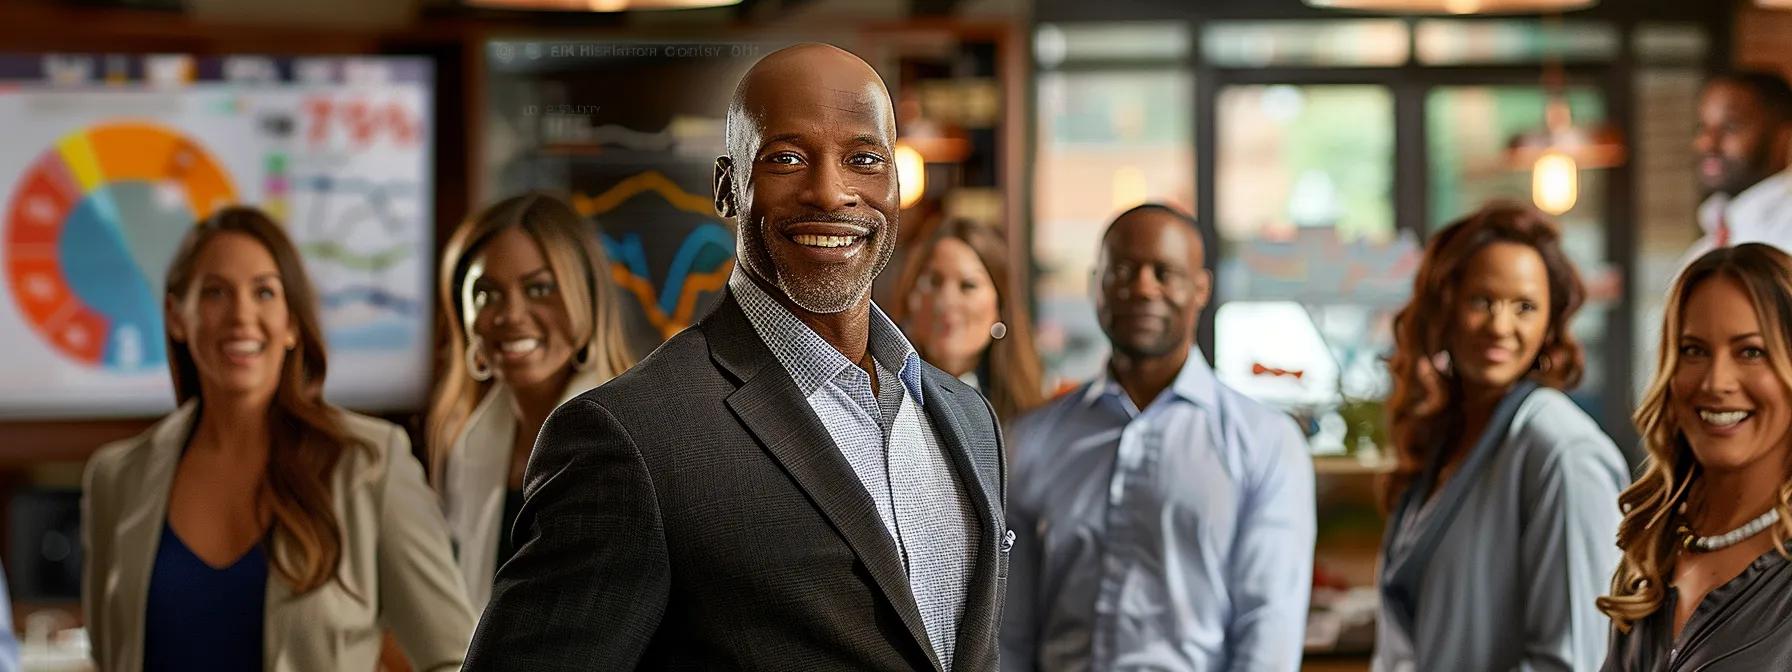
[730,271,979,668]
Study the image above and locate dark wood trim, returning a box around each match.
[1603,20,1641,452]
[0,420,159,466]
[1193,18,1220,365]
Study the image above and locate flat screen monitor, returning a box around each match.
[0,54,435,418]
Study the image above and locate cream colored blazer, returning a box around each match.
[82,401,475,672]
[442,370,601,613]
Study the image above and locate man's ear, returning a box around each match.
[714,156,737,219]
[1191,268,1214,314]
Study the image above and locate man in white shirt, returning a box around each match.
[1684,70,1792,262]
[1639,71,1792,415]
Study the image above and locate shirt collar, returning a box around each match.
[1082,346,1219,413]
[729,270,925,404]
[1699,167,1792,235]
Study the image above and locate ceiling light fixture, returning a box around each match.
[1303,0,1595,14]
[465,0,739,11]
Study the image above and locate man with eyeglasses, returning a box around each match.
[1001,203,1315,672]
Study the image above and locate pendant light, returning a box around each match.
[1502,15,1625,215]
[1303,0,1594,14]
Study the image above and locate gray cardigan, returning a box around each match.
[1372,386,1629,672]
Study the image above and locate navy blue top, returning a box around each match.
[143,524,267,672]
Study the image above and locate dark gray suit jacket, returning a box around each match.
[462,290,1009,671]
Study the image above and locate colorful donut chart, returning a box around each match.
[3,122,235,370]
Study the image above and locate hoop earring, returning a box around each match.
[989,321,1008,340]
[467,337,493,382]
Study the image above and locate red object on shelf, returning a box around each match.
[1252,362,1305,380]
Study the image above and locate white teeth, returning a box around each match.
[793,234,859,248]
[223,340,264,356]
[1700,410,1751,427]
[499,338,540,354]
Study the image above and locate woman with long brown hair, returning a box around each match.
[893,218,1045,421]
[82,207,472,671]
[1601,243,1792,670]
[426,192,634,613]
[1372,202,1627,672]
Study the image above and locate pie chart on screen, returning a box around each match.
[3,122,236,371]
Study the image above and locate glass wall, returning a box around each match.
[1031,17,1659,443]
[1426,85,1620,416]
[1032,23,1193,387]
[1212,83,1405,452]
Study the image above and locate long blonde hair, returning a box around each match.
[425,192,635,485]
[1600,243,1792,631]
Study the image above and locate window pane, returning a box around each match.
[1033,69,1194,384]
[1217,84,1395,245]
[1427,85,1618,418]
[1634,23,1708,65]
[1035,22,1191,68]
[1214,84,1406,427]
[1425,86,1607,234]
[1203,20,1410,68]
[1416,19,1619,65]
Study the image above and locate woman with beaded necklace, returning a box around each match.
[1602,243,1792,670]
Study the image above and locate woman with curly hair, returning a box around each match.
[1601,243,1792,670]
[1373,202,1628,672]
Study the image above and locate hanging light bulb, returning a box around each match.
[895,142,926,209]
[1532,150,1579,215]
[1503,17,1623,215]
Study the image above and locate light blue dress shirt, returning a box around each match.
[0,562,15,672]
[729,272,979,669]
[1001,349,1315,672]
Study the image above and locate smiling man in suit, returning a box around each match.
[462,42,1009,672]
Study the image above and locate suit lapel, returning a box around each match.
[704,292,942,671]
[918,369,1003,671]
[112,402,195,668]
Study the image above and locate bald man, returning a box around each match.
[463,44,1008,672]
[1003,204,1314,672]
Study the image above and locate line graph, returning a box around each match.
[319,285,419,316]
[573,170,734,339]
[297,239,411,272]
[284,172,427,350]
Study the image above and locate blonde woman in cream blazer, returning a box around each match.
[427,193,635,613]
[441,369,600,611]
[84,402,475,672]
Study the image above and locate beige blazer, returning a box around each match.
[82,401,475,672]
[442,370,601,613]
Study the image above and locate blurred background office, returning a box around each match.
[0,0,1788,669]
